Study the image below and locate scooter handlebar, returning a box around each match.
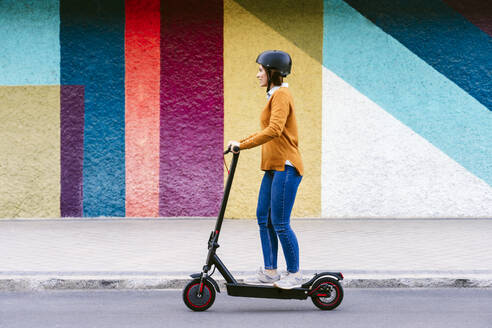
[224,145,240,155]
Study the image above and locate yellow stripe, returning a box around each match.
[224,0,322,218]
[0,86,61,217]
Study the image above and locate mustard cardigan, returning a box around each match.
[239,87,304,176]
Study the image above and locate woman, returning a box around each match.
[229,50,304,289]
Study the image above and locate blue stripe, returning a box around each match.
[0,0,60,85]
[60,1,126,216]
[324,0,492,186]
[343,0,492,111]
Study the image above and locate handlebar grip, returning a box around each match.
[224,145,240,155]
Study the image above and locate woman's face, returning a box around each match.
[256,65,268,87]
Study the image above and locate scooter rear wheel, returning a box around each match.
[310,277,344,311]
[182,278,216,312]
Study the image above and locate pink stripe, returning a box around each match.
[444,0,492,37]
[159,0,224,217]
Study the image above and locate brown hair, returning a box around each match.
[269,70,283,86]
[263,66,283,87]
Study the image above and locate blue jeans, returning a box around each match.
[256,165,302,273]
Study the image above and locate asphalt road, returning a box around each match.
[1,289,491,328]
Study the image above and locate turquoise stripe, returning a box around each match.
[0,0,60,85]
[344,0,492,111]
[323,0,492,186]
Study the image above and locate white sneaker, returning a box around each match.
[273,271,302,289]
[244,267,280,284]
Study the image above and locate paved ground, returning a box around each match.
[1,289,492,328]
[1,218,492,290]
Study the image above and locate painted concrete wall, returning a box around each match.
[0,0,490,218]
[322,0,492,218]
[224,0,323,218]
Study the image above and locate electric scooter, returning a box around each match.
[182,146,344,311]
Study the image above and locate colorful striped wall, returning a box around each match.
[0,0,491,218]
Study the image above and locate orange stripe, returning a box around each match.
[125,0,160,217]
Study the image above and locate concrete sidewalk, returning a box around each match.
[1,218,492,290]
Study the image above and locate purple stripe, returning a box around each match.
[60,85,84,217]
[444,0,492,37]
[159,0,223,217]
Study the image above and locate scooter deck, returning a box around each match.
[226,283,309,300]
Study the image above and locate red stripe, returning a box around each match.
[125,0,161,217]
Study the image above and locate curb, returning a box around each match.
[2,275,492,291]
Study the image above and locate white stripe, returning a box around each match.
[321,67,492,218]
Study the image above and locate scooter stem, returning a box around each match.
[213,152,240,243]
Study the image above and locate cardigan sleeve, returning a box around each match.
[239,91,290,150]
[239,132,259,143]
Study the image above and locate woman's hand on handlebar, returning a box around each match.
[227,140,240,154]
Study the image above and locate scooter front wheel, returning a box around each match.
[310,277,344,311]
[182,278,216,312]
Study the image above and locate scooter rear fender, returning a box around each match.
[190,273,221,293]
[301,272,343,288]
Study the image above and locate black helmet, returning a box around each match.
[256,50,292,77]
